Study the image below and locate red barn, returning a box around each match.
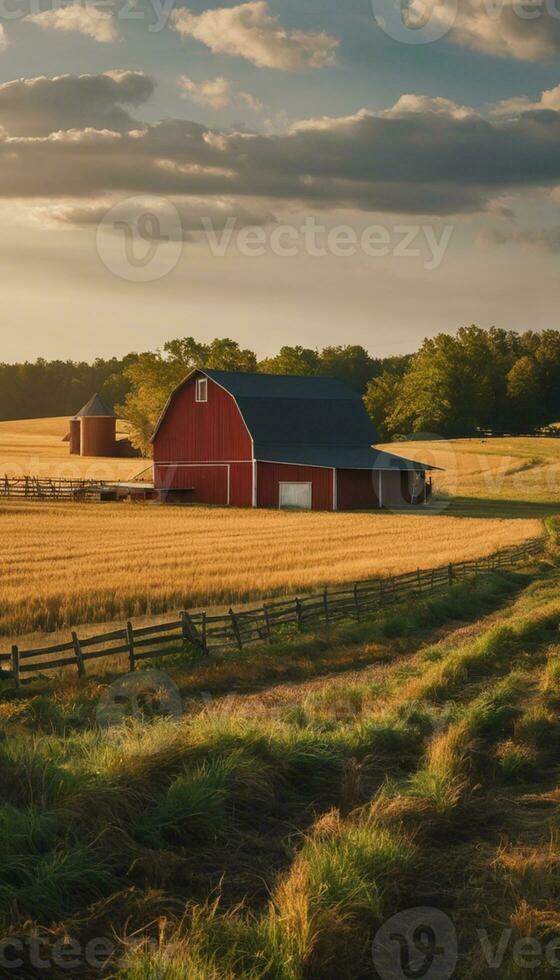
[151,369,436,511]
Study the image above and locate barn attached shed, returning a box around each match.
[151,369,437,511]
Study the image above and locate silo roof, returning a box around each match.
[74,394,116,418]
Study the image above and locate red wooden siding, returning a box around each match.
[153,374,252,464]
[257,462,333,511]
[336,469,380,510]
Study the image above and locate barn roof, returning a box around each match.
[74,394,116,419]
[151,369,438,471]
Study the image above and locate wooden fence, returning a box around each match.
[0,536,545,688]
[0,476,107,501]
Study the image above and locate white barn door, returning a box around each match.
[279,482,312,510]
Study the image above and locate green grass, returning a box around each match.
[3,548,560,977]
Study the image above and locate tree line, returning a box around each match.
[0,356,137,422]
[2,327,558,451]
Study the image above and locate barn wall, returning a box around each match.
[153,374,252,465]
[155,462,253,507]
[80,417,116,457]
[257,462,333,511]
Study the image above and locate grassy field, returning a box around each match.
[0,499,542,640]
[2,544,560,978]
[386,435,560,514]
[0,416,150,481]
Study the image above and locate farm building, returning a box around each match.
[68,394,117,457]
[67,394,138,459]
[151,369,436,511]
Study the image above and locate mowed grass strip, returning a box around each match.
[0,499,542,637]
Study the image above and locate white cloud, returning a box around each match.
[385,94,474,120]
[490,84,560,116]
[178,75,264,113]
[25,3,119,43]
[171,0,339,70]
[413,0,560,61]
[179,76,233,110]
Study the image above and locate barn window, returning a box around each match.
[196,378,208,403]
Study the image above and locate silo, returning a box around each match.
[69,418,81,455]
[73,394,117,457]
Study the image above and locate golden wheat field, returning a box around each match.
[0,498,542,642]
[0,417,151,481]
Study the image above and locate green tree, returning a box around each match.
[363,371,402,441]
[259,346,319,376]
[317,345,377,393]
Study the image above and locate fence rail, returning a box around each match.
[0,476,108,501]
[0,536,546,688]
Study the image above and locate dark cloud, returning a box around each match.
[0,70,154,136]
[3,72,560,215]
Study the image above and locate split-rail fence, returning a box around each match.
[0,536,545,688]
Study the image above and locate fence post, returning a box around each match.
[126,621,135,671]
[71,631,86,678]
[181,611,208,656]
[448,564,454,586]
[229,608,243,651]
[353,583,361,620]
[323,588,330,627]
[263,604,273,643]
[417,568,422,593]
[295,598,304,632]
[11,645,20,689]
[201,612,209,655]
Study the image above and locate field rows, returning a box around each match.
[0,499,542,637]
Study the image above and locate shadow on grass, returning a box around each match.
[439,496,560,519]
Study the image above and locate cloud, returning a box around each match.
[31,197,277,239]
[178,75,264,113]
[178,76,234,110]
[413,0,560,61]
[0,25,7,51]
[25,3,119,42]
[0,70,154,135]
[384,94,474,120]
[490,84,560,116]
[171,0,339,70]
[4,74,560,219]
[478,223,560,252]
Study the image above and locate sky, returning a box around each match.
[1,0,560,362]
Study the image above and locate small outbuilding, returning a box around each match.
[151,369,436,511]
[69,394,117,457]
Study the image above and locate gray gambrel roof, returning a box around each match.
[74,394,116,419]
[151,369,438,472]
